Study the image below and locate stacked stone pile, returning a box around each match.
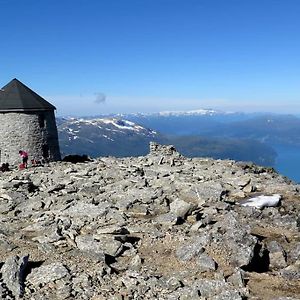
[0,142,299,299]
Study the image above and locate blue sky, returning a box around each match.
[1,0,299,116]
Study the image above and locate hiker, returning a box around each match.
[19,150,29,168]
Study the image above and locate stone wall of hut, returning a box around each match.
[0,111,61,165]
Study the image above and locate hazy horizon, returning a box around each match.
[55,106,300,119]
[50,93,300,117]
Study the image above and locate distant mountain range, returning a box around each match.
[124,108,222,117]
[215,114,300,146]
[121,111,300,147]
[57,111,278,166]
[57,117,161,158]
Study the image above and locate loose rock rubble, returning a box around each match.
[0,142,300,299]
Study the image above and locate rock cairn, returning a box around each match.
[0,142,300,299]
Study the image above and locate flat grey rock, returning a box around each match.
[196,252,217,271]
[1,255,29,298]
[176,234,210,261]
[169,198,192,219]
[267,240,287,269]
[27,262,69,286]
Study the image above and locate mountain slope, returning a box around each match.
[216,114,300,146]
[171,136,276,166]
[58,117,163,157]
[57,117,276,166]
[121,111,300,147]
[120,110,254,136]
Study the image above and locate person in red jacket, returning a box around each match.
[19,150,28,168]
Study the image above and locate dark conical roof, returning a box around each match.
[0,78,56,112]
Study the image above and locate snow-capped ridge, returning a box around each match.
[118,108,235,118]
[63,117,156,134]
[157,109,219,116]
[58,117,158,146]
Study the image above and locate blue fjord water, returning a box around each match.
[273,145,300,183]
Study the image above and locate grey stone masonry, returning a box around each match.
[0,111,61,165]
[149,142,179,156]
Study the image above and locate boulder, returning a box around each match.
[27,262,70,286]
[1,255,29,298]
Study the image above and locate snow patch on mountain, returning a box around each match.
[57,116,163,158]
[114,108,232,118]
[99,118,149,132]
[157,109,219,116]
[58,117,158,142]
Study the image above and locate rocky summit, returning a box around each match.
[0,143,300,300]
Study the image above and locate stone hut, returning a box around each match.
[0,78,61,165]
